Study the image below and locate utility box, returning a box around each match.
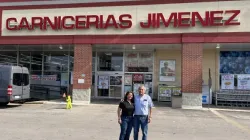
[171,87,182,108]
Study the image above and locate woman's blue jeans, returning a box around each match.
[119,116,133,140]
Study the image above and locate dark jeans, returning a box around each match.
[119,116,133,140]
[133,115,148,140]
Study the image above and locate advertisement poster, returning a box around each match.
[159,60,176,81]
[110,76,122,85]
[124,75,132,85]
[221,74,234,89]
[237,75,250,89]
[133,74,144,82]
[159,86,172,97]
[172,87,181,96]
[98,76,109,89]
[31,75,57,81]
[145,74,152,82]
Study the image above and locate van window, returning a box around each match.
[13,73,29,86]
[23,74,29,86]
[13,73,22,86]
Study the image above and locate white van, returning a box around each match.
[0,65,30,106]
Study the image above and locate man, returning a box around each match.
[134,85,154,140]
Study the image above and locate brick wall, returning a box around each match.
[73,44,92,89]
[181,43,203,93]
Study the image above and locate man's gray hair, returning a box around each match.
[138,85,146,90]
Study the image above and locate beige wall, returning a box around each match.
[202,48,220,91]
[153,49,181,99]
[153,47,220,100]
[203,47,221,91]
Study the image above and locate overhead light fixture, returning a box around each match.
[59,45,63,50]
[132,45,136,50]
[216,44,220,49]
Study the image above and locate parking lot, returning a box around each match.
[0,103,250,140]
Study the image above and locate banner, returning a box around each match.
[237,75,250,90]
[31,75,57,81]
[159,60,176,81]
[221,74,234,89]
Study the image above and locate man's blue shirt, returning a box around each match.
[134,94,154,115]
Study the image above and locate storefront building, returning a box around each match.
[0,0,250,108]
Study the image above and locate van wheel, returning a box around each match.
[0,102,9,106]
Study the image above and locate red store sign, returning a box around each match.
[6,10,240,31]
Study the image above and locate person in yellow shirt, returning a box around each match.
[66,95,72,109]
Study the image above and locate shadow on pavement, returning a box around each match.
[0,104,21,109]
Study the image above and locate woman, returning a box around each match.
[117,91,135,140]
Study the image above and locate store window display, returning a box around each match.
[220,51,250,90]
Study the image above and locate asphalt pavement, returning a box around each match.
[0,103,250,140]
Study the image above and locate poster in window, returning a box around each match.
[124,75,132,85]
[159,60,176,81]
[237,75,250,89]
[98,76,109,89]
[221,74,234,89]
[110,76,122,85]
[133,74,144,82]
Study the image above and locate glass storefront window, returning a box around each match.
[97,52,123,71]
[70,46,74,72]
[0,45,18,65]
[43,45,69,72]
[125,52,153,72]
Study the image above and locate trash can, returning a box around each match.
[171,87,182,108]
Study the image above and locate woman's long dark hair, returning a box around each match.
[124,91,135,103]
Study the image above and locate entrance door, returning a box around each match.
[97,74,123,98]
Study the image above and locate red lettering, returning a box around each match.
[210,11,223,26]
[75,16,86,29]
[86,15,99,28]
[44,17,58,30]
[224,10,240,26]
[140,13,152,28]
[99,15,104,29]
[31,17,43,30]
[18,17,32,30]
[57,16,62,30]
[191,12,209,26]
[62,16,75,29]
[104,15,118,29]
[6,18,18,30]
[178,12,190,27]
[156,13,177,28]
[119,14,132,29]
[152,13,157,28]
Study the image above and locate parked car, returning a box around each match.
[0,65,30,106]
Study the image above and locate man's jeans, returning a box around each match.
[119,116,133,140]
[133,115,148,140]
